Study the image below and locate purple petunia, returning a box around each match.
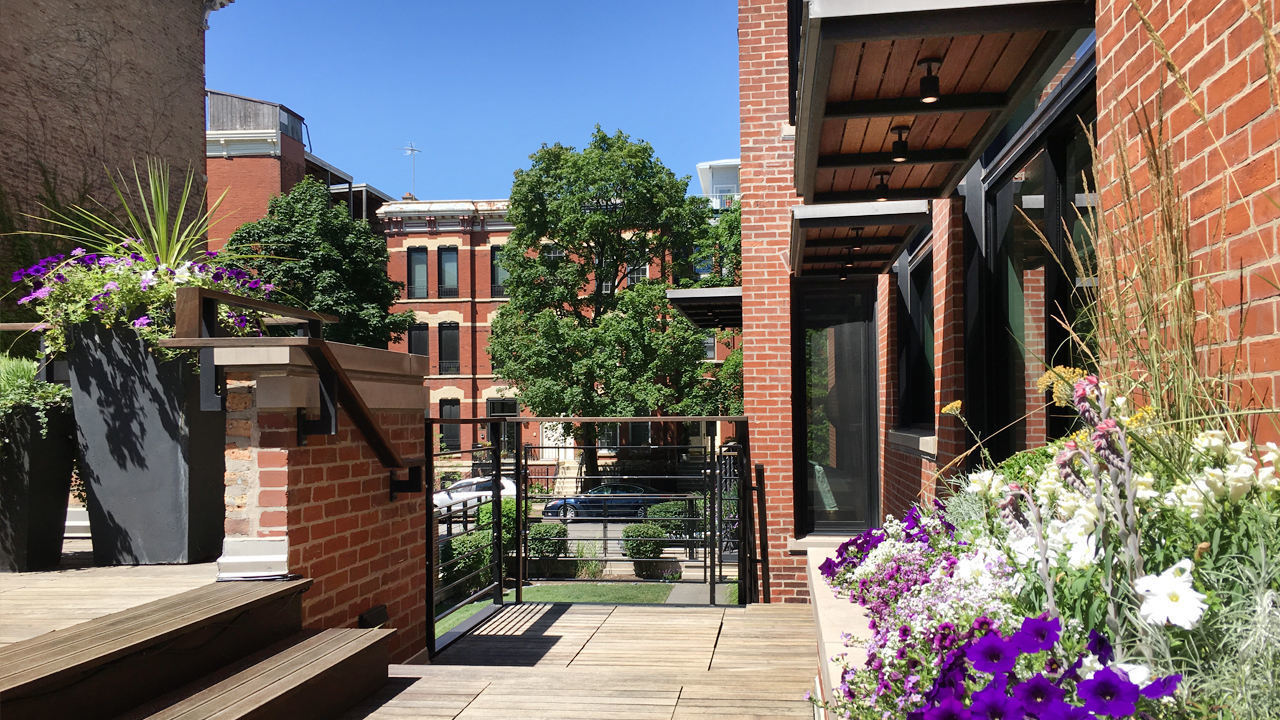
[1140,673,1181,700]
[922,696,970,720]
[1012,616,1060,654]
[967,632,1019,674]
[1012,674,1065,714]
[132,315,151,328]
[970,691,1023,720]
[1076,667,1139,717]
[1087,629,1114,664]
[818,556,839,580]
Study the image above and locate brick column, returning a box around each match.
[740,0,806,602]
[932,197,967,491]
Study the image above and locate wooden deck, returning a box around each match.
[344,603,819,720]
[0,540,218,648]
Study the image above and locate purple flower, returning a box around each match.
[10,269,23,282]
[922,696,970,720]
[1076,667,1139,717]
[1012,674,1065,714]
[1012,616,1060,654]
[71,247,86,256]
[819,556,839,580]
[103,281,119,292]
[1087,629,1114,664]
[132,315,151,328]
[1036,703,1091,720]
[1140,673,1181,700]
[967,632,1018,674]
[970,687,1023,720]
[204,250,219,258]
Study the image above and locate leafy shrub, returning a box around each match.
[477,497,529,553]
[622,522,667,560]
[646,498,704,537]
[528,522,568,558]
[0,354,70,435]
[438,529,492,601]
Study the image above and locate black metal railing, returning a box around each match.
[439,360,461,374]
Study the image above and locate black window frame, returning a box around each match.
[491,245,509,297]
[439,399,461,451]
[407,248,428,299]
[438,322,460,374]
[438,246,459,298]
[408,323,429,357]
[895,245,935,431]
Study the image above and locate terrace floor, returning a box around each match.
[0,539,219,648]
[343,602,819,720]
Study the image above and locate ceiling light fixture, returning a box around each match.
[891,126,910,163]
[918,58,942,104]
[873,171,891,202]
[852,227,864,248]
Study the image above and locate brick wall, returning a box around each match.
[223,372,428,662]
[1096,0,1280,440]
[206,156,283,248]
[740,0,807,602]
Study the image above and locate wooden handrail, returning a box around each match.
[0,323,46,332]
[169,289,415,473]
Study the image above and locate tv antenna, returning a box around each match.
[402,141,422,196]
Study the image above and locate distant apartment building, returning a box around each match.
[204,90,392,248]
[695,158,741,210]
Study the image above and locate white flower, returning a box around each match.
[1136,560,1207,630]
[1007,532,1039,568]
[1192,430,1228,458]
[965,470,993,495]
[1224,463,1255,502]
[1262,442,1279,466]
[1132,473,1159,502]
[1078,654,1104,681]
[1164,483,1207,518]
[1117,662,1152,686]
[1257,465,1278,492]
[1199,467,1227,499]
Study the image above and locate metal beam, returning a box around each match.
[803,237,908,249]
[817,148,970,169]
[815,187,945,203]
[797,213,926,229]
[824,93,1006,120]
[795,33,836,203]
[818,2,1093,41]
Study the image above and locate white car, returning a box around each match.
[432,476,516,512]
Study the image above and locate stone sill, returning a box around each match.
[805,541,871,718]
[886,427,937,458]
[216,341,427,411]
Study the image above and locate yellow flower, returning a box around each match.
[1037,366,1086,408]
[941,400,963,417]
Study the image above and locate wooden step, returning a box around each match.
[0,579,312,720]
[140,628,392,720]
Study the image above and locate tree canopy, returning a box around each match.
[223,177,413,348]
[489,128,735,445]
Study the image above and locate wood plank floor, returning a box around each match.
[344,603,820,720]
[0,540,218,648]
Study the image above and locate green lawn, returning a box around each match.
[434,582,674,638]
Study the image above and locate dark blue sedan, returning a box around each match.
[541,483,671,520]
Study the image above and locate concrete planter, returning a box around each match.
[66,325,224,565]
[0,405,75,571]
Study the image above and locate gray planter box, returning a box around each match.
[0,406,75,571]
[67,325,224,565]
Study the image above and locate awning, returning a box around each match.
[791,0,1093,205]
[789,200,930,276]
[666,287,743,329]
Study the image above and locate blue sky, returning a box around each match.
[206,1,739,201]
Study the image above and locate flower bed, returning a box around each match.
[817,375,1280,719]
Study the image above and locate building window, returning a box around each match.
[542,244,564,261]
[627,421,651,446]
[702,335,717,360]
[408,323,429,356]
[626,263,647,287]
[596,423,620,449]
[407,248,428,299]
[486,398,520,456]
[439,322,459,374]
[491,246,509,297]
[438,247,458,298]
[439,399,460,451]
[896,250,934,430]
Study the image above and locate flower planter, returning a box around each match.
[66,324,224,565]
[0,405,75,571]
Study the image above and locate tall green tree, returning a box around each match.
[488,127,718,471]
[223,177,412,348]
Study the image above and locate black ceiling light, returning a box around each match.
[840,248,853,281]
[891,126,910,163]
[873,171,891,202]
[918,58,942,104]
[852,227,864,247]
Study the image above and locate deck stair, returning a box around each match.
[0,578,392,720]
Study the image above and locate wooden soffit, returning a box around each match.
[791,0,1093,205]
[789,200,930,277]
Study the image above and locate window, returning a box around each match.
[438,247,458,298]
[486,398,519,456]
[596,423,619,449]
[407,248,428,299]
[627,421,651,446]
[896,250,934,430]
[439,399,460,451]
[626,263,647,287]
[408,323,429,356]
[542,244,564,261]
[702,335,717,360]
[439,322,459,374]
[491,246,509,297]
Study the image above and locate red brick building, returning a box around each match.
[733,0,1279,603]
[205,90,392,249]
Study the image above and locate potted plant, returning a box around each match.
[10,159,273,565]
[0,354,74,571]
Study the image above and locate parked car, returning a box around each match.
[541,483,676,520]
[433,476,515,512]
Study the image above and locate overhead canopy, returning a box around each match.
[789,200,931,276]
[790,0,1093,205]
[666,286,743,329]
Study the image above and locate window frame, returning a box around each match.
[408,323,429,357]
[439,399,461,451]
[438,246,459,298]
[407,248,428,299]
[438,322,460,375]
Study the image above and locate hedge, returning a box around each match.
[622,522,667,560]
